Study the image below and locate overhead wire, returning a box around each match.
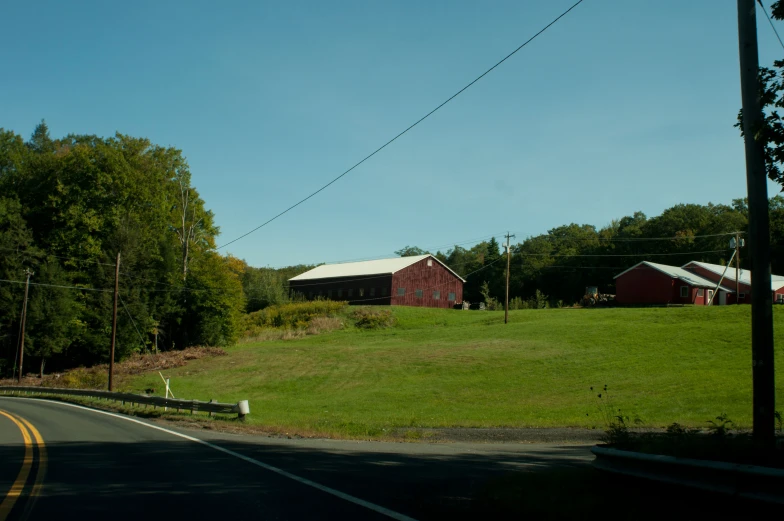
[516,249,728,258]
[0,278,111,292]
[119,295,149,353]
[759,0,784,51]
[0,246,116,267]
[215,0,587,250]
[526,231,744,242]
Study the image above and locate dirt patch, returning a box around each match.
[0,347,227,389]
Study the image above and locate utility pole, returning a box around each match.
[737,0,775,446]
[504,232,515,324]
[16,268,33,384]
[109,252,120,392]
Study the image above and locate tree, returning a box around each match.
[0,124,243,374]
[395,246,428,257]
[25,261,79,377]
[737,2,784,187]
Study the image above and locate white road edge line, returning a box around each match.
[9,397,419,521]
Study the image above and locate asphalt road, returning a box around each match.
[0,397,774,520]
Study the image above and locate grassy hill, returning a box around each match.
[126,306,784,438]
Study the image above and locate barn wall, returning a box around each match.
[670,283,706,305]
[391,257,463,309]
[615,265,676,305]
[289,275,393,305]
[684,264,749,303]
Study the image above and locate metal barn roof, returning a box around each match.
[289,254,467,282]
[682,261,784,291]
[614,261,735,292]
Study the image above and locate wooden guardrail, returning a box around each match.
[0,386,250,419]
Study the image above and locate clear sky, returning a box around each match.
[2,1,783,268]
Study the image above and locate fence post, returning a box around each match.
[238,400,250,421]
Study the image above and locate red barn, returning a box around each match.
[614,261,735,306]
[682,261,784,304]
[288,254,465,308]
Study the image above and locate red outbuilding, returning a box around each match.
[614,261,735,306]
[681,261,784,304]
[289,254,465,308]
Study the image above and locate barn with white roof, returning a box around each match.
[614,260,784,305]
[288,254,465,308]
[614,261,736,305]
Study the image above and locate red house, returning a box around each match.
[288,254,465,308]
[682,261,784,304]
[614,261,735,306]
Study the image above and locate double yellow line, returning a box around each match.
[0,411,46,521]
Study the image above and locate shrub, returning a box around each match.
[58,367,108,389]
[352,308,395,329]
[307,316,344,335]
[707,413,733,437]
[241,300,348,336]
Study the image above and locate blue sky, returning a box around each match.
[2,1,783,268]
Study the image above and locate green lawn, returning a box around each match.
[126,306,784,438]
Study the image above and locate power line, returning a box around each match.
[0,246,115,267]
[120,295,149,353]
[216,0,587,250]
[527,231,743,243]
[262,233,508,270]
[253,230,742,271]
[0,278,111,292]
[759,0,784,51]
[517,249,727,258]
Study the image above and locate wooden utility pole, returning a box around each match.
[737,0,775,445]
[109,252,120,392]
[504,232,515,324]
[16,268,33,384]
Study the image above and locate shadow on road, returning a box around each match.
[0,437,774,520]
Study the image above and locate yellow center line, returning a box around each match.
[0,410,33,521]
[12,414,46,520]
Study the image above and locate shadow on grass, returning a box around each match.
[0,435,774,520]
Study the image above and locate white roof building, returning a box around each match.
[614,261,735,293]
[683,261,784,291]
[289,254,467,282]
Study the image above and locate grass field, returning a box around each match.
[126,306,784,438]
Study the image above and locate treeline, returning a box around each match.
[0,122,245,376]
[424,198,784,306]
[240,198,782,313]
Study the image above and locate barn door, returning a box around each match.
[707,290,714,305]
[719,291,727,305]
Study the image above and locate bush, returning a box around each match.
[352,308,395,329]
[241,300,348,336]
[58,367,108,389]
[506,290,550,310]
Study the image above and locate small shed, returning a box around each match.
[614,261,734,306]
[289,254,465,308]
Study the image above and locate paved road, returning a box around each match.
[0,397,772,520]
[0,397,593,520]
